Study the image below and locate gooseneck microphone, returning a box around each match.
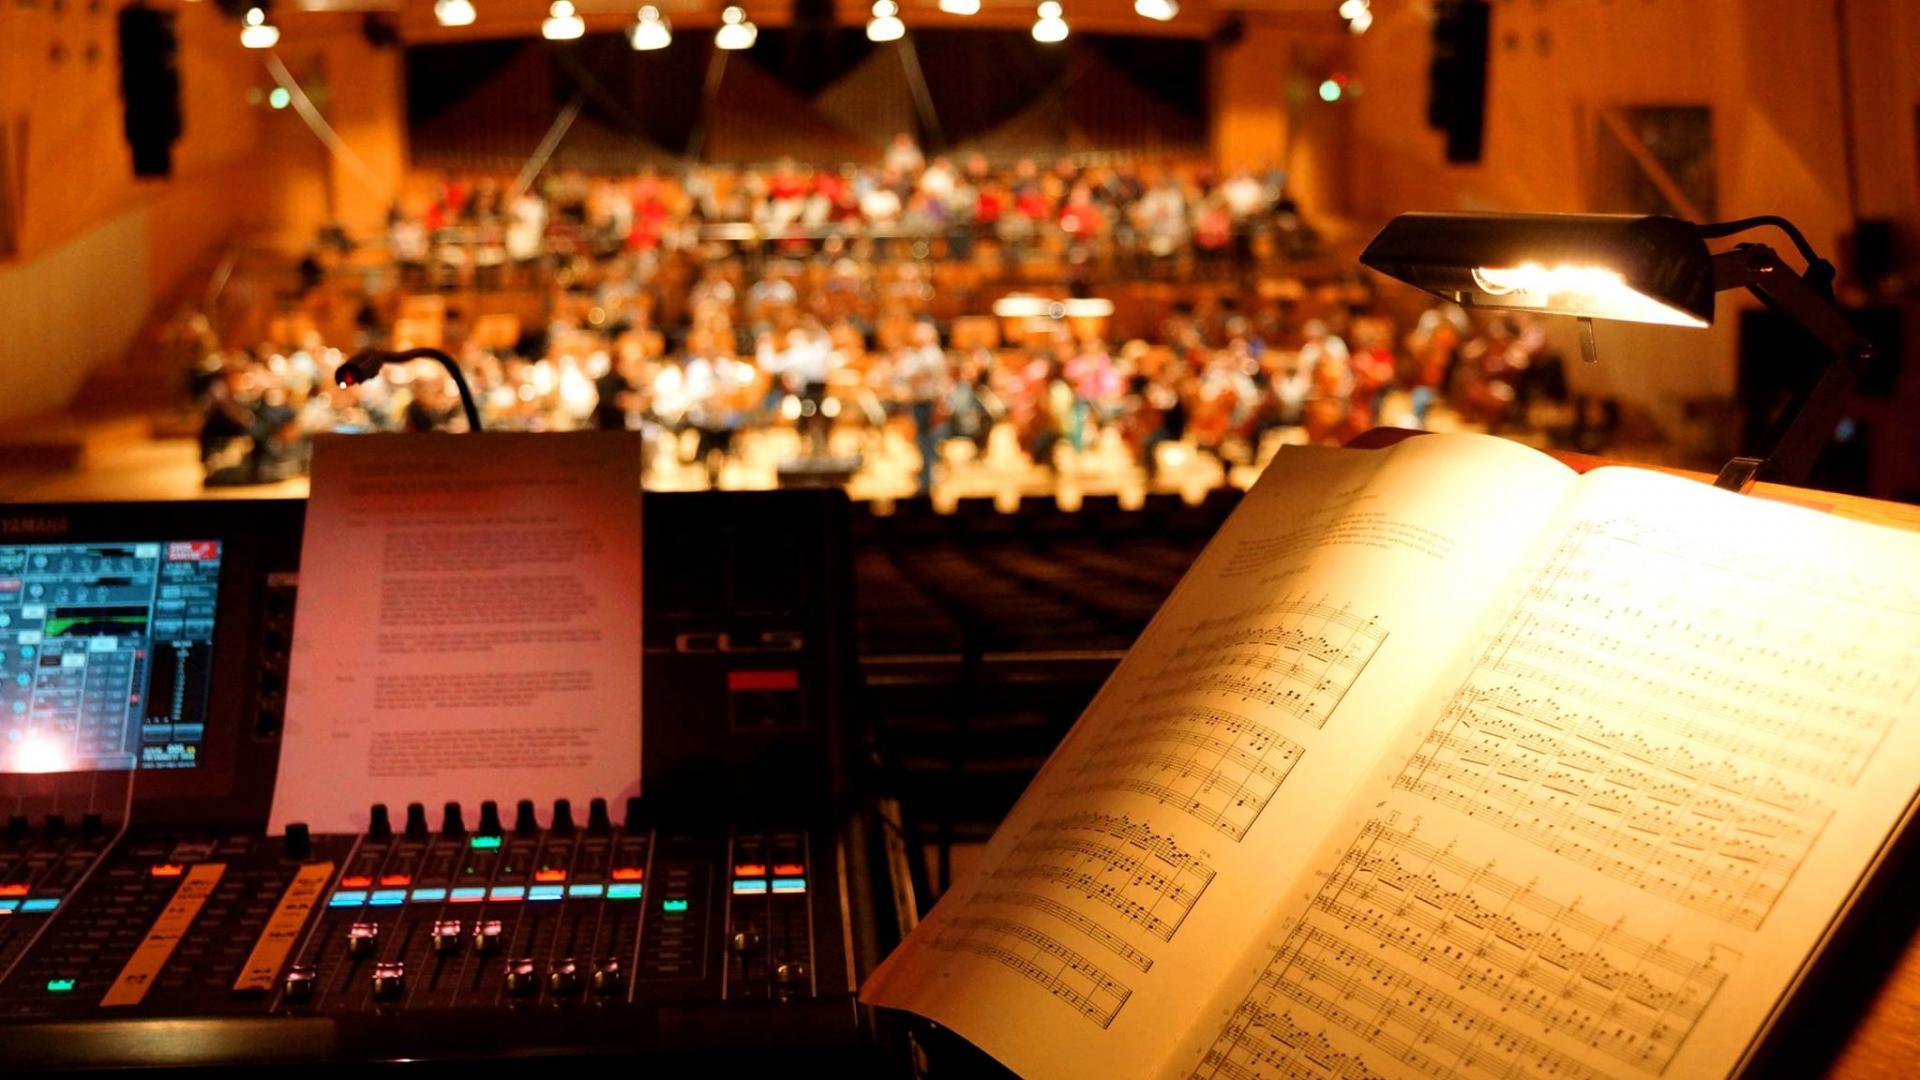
[335,347,484,432]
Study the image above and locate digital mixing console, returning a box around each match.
[0,493,904,1073]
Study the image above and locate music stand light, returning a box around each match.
[1359,211,1875,492]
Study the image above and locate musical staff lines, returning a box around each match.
[1196,821,1730,1080]
[991,812,1217,942]
[931,916,1133,1029]
[973,890,1156,973]
[1144,599,1387,732]
[1395,517,1912,929]
[1077,705,1306,841]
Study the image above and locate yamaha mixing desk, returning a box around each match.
[0,492,906,1073]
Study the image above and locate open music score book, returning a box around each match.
[860,432,1920,1080]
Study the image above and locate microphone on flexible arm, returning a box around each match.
[335,347,484,432]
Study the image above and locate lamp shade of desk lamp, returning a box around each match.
[1359,212,1716,328]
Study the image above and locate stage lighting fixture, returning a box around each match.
[268,86,291,109]
[1360,211,1876,489]
[937,0,980,13]
[1032,0,1067,42]
[542,0,584,39]
[239,6,279,48]
[867,0,904,41]
[1340,0,1371,33]
[1317,78,1342,102]
[629,5,671,49]
[1134,0,1178,21]
[433,0,476,27]
[715,5,758,49]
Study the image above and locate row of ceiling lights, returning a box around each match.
[236,0,1186,51]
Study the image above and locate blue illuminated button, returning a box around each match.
[410,887,447,903]
[46,978,74,992]
[567,883,604,898]
[369,889,408,907]
[469,836,502,850]
[0,899,18,913]
[449,886,487,903]
[732,879,768,895]
[527,884,564,902]
[606,883,643,900]
[20,898,59,913]
[770,877,807,895]
[661,898,688,912]
[328,890,368,908]
[488,886,525,902]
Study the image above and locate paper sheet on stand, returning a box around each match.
[269,431,643,834]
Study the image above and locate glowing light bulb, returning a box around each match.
[434,0,476,27]
[867,0,904,41]
[630,5,671,49]
[268,86,291,109]
[1338,0,1368,18]
[1470,263,1708,327]
[1134,0,1178,21]
[1318,78,1342,102]
[11,733,70,775]
[542,0,584,39]
[715,5,757,49]
[937,0,979,12]
[239,7,279,49]
[1032,0,1067,42]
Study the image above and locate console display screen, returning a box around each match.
[0,541,222,773]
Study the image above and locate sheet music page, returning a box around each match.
[861,434,1580,1078]
[270,431,643,834]
[1172,464,1920,1080]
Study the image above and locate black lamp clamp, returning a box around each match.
[1699,219,1874,492]
[334,347,485,433]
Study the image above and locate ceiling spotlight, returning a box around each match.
[1339,0,1371,33]
[542,0,584,39]
[1032,0,1067,42]
[937,0,979,12]
[433,0,475,26]
[1134,0,1177,20]
[867,0,904,41]
[239,6,279,48]
[715,5,757,49]
[630,4,670,49]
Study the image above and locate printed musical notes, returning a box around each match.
[1395,516,1916,928]
[1076,706,1305,841]
[1145,599,1387,732]
[1196,820,1731,1080]
[973,890,1156,973]
[991,812,1217,942]
[931,916,1134,1029]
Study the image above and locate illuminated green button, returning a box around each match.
[662,898,688,913]
[47,979,75,992]
[469,835,502,850]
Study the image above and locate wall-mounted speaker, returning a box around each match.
[117,3,182,178]
[1427,0,1489,164]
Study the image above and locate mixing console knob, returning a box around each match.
[441,802,466,836]
[592,959,624,995]
[44,814,65,837]
[477,801,503,837]
[284,823,311,861]
[551,799,575,835]
[372,961,406,999]
[81,812,104,838]
[774,961,807,988]
[586,798,611,834]
[731,930,764,955]
[547,959,581,995]
[404,802,430,840]
[472,919,504,953]
[5,815,25,842]
[284,964,317,1001]
[347,921,381,956]
[431,919,464,954]
[514,800,539,836]
[504,958,539,996]
[368,804,393,840]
